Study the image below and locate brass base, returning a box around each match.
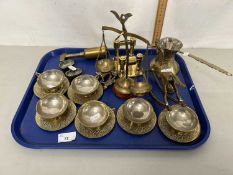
[33,77,70,98]
[75,108,115,138]
[117,105,157,135]
[67,84,103,105]
[158,109,201,143]
[35,100,76,131]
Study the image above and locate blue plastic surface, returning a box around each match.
[11,48,210,149]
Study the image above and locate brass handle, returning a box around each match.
[179,50,232,76]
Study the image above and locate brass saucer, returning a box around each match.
[117,105,156,135]
[75,107,115,138]
[35,100,76,131]
[67,84,103,105]
[33,76,70,98]
[158,109,201,143]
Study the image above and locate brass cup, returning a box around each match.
[158,104,201,143]
[68,74,103,104]
[35,99,76,131]
[71,74,99,96]
[165,104,198,132]
[77,101,109,128]
[117,98,157,135]
[75,100,115,138]
[37,69,65,93]
[36,93,69,120]
[123,98,153,124]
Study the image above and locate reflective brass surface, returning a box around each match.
[33,76,70,98]
[67,84,103,105]
[37,69,65,92]
[71,74,99,96]
[60,47,107,61]
[165,104,198,132]
[96,58,115,73]
[113,77,135,99]
[150,37,183,76]
[130,81,152,96]
[115,58,143,77]
[77,101,109,128]
[36,94,68,119]
[123,98,153,124]
[158,107,201,143]
[158,37,183,51]
[150,57,179,77]
[75,102,115,138]
[35,100,76,131]
[117,104,156,135]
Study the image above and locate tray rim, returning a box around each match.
[11,47,211,149]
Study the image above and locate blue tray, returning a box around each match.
[11,48,210,149]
